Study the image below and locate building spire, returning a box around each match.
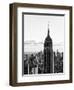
[47,22,50,36]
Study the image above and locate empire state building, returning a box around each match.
[44,25,53,73]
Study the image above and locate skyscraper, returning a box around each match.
[44,24,53,73]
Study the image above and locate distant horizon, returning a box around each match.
[24,40,64,53]
[24,40,64,46]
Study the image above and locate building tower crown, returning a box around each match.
[47,29,49,36]
[44,23,52,47]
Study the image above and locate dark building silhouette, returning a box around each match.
[54,51,63,73]
[24,55,28,74]
[44,26,53,73]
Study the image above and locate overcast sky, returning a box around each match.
[24,14,64,52]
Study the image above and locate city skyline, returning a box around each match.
[23,29,63,74]
[23,14,64,75]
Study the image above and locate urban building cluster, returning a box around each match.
[24,27,63,74]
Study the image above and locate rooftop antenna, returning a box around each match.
[48,21,50,36]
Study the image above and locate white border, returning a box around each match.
[17,7,70,82]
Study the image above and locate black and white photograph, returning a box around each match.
[10,3,72,86]
[23,13,64,75]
